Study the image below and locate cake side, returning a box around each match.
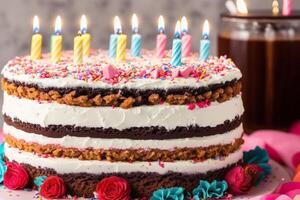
[1,50,242,109]
[1,49,244,198]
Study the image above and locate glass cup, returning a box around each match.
[218,12,300,131]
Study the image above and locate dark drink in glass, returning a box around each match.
[218,12,300,131]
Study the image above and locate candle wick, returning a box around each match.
[81,28,87,34]
[202,34,209,40]
[158,28,165,34]
[116,29,122,34]
[77,31,82,36]
[54,30,61,35]
[33,28,39,34]
[182,31,188,35]
[132,27,138,34]
[174,32,181,39]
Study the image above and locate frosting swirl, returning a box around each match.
[40,176,66,198]
[96,176,131,200]
[4,162,29,190]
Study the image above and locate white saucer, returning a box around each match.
[0,160,291,200]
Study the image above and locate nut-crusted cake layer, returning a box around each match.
[4,134,243,162]
[2,78,241,108]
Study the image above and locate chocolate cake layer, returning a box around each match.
[5,134,243,162]
[15,161,240,198]
[4,115,242,139]
[2,78,242,108]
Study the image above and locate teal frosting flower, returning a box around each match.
[192,180,228,199]
[34,176,47,191]
[0,160,7,183]
[243,146,272,183]
[0,143,4,161]
[150,187,184,200]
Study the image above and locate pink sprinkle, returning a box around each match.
[172,68,180,78]
[180,66,193,78]
[41,154,49,158]
[187,103,196,110]
[196,99,211,108]
[140,69,146,77]
[103,64,119,80]
[158,161,165,168]
[151,68,162,79]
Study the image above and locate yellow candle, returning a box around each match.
[116,34,127,62]
[236,0,248,15]
[51,16,62,63]
[82,33,91,56]
[74,32,83,64]
[272,0,279,16]
[31,16,42,60]
[80,15,91,56]
[114,17,127,62]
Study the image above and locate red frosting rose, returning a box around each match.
[40,176,66,199]
[4,162,29,190]
[96,176,131,200]
[225,166,252,195]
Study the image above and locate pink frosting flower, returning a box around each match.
[4,162,29,190]
[225,166,252,195]
[103,65,119,80]
[171,66,194,78]
[179,66,193,78]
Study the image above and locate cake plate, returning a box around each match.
[0,160,291,200]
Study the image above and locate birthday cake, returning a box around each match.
[1,50,245,198]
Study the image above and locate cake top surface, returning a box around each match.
[2,49,242,90]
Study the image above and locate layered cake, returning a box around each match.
[1,50,244,198]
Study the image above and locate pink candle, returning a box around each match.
[181,16,192,57]
[283,0,292,16]
[156,16,167,58]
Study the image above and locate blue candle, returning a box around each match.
[131,14,142,57]
[171,21,182,67]
[200,20,211,61]
[109,16,121,58]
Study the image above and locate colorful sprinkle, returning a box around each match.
[3,49,240,86]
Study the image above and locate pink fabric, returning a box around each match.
[244,127,300,199]
[243,130,300,170]
[290,121,300,136]
[262,182,300,200]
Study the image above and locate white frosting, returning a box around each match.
[3,93,244,130]
[2,69,242,90]
[5,145,243,174]
[1,51,242,90]
[3,123,243,150]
